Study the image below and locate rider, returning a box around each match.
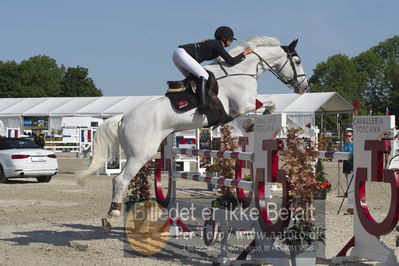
[173,26,253,114]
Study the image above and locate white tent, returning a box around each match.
[0,92,353,117]
[257,92,353,114]
[0,92,353,135]
[0,96,160,118]
[0,96,160,134]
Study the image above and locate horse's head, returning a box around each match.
[209,36,309,95]
[278,39,309,94]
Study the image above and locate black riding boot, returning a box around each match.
[197,76,208,114]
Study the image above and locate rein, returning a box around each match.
[215,49,306,91]
[215,63,257,80]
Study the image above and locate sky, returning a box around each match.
[0,0,398,97]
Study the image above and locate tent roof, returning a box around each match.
[257,92,353,114]
[0,92,353,117]
[257,93,301,113]
[0,96,161,117]
[100,96,160,117]
[49,97,99,116]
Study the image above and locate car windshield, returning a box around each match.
[0,139,39,149]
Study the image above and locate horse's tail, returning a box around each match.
[76,114,123,185]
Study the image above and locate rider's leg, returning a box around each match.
[173,48,209,113]
[173,54,190,77]
[197,76,208,114]
[172,48,209,79]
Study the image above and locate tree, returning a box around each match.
[19,55,64,97]
[0,60,23,97]
[0,55,102,97]
[60,66,102,97]
[310,35,399,125]
[353,51,386,113]
[310,54,366,112]
[309,54,365,129]
[387,72,399,116]
[370,36,399,115]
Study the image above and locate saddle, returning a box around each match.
[165,71,234,128]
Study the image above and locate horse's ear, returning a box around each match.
[289,39,298,50]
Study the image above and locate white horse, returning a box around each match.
[77,36,309,230]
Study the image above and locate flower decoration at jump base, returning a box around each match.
[320,179,332,193]
[204,163,222,174]
[279,127,327,255]
[315,158,332,199]
[205,124,239,210]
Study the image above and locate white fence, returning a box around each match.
[45,128,96,156]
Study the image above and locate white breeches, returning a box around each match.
[173,48,209,80]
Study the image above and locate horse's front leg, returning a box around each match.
[102,159,142,232]
[101,169,127,232]
[101,202,122,232]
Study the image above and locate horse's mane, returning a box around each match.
[231,35,280,52]
[213,35,281,62]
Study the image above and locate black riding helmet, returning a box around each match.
[214,26,236,45]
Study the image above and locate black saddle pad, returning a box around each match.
[165,71,233,128]
[165,71,218,112]
[166,88,198,111]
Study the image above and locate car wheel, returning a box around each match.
[0,166,7,183]
[36,176,52,183]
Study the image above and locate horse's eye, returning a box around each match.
[295,57,301,64]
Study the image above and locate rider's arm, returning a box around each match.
[243,48,253,55]
[216,45,245,66]
[216,44,253,66]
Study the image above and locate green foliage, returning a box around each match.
[211,193,239,210]
[283,219,325,251]
[310,35,399,124]
[0,55,102,97]
[61,66,102,97]
[315,159,331,196]
[310,54,366,109]
[354,51,386,110]
[315,160,326,182]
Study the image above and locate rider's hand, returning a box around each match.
[243,47,253,56]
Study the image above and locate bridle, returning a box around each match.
[215,47,307,92]
[255,50,307,91]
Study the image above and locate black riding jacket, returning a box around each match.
[179,39,245,65]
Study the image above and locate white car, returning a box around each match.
[0,138,58,183]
